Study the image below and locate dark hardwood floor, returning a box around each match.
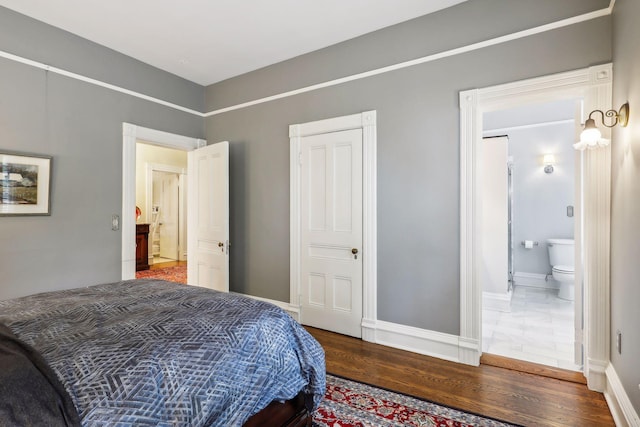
[306,327,614,427]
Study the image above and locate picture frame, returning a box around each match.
[0,151,52,216]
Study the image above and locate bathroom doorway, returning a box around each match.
[480,98,583,371]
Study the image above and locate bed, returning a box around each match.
[0,279,326,426]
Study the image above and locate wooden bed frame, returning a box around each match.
[244,391,312,427]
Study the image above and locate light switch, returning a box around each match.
[111,214,120,231]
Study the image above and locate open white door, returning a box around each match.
[187,141,229,292]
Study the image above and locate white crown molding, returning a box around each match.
[1,3,611,119]
[203,6,611,117]
[0,50,204,117]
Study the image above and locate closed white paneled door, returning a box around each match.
[300,129,363,337]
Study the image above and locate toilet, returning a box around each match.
[547,238,575,301]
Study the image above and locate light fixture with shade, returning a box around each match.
[574,102,630,150]
[543,154,555,174]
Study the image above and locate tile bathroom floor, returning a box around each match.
[482,285,581,371]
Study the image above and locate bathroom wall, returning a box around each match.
[484,99,577,282]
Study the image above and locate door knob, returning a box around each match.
[351,248,358,254]
[218,242,224,247]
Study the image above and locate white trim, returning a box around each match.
[371,320,463,364]
[582,65,613,393]
[121,123,205,280]
[234,293,301,321]
[0,50,204,117]
[234,294,466,365]
[289,111,377,342]
[0,3,611,118]
[484,118,575,135]
[605,364,640,427]
[513,271,558,289]
[459,88,480,365]
[459,65,612,385]
[203,7,610,117]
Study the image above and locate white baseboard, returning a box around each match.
[587,358,608,392]
[483,290,512,312]
[236,293,300,321]
[514,271,558,289]
[605,364,640,427]
[240,296,479,366]
[366,319,467,364]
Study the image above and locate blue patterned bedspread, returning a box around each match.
[0,280,326,426]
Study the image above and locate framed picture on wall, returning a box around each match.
[0,151,52,216]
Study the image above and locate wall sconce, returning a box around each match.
[574,102,630,150]
[543,154,555,174]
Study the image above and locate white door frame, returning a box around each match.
[290,111,377,341]
[121,123,205,279]
[459,64,612,392]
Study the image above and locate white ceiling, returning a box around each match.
[0,0,467,86]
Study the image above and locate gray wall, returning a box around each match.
[0,7,204,300]
[205,0,611,333]
[611,0,640,414]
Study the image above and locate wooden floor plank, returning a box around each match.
[306,326,614,427]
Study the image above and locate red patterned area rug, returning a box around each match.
[314,375,520,427]
[135,265,187,284]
